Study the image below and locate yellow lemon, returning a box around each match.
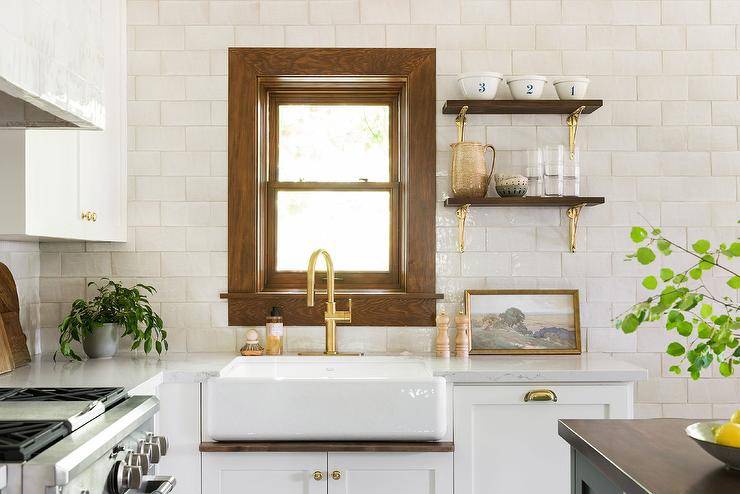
[714,422,740,448]
[731,410,740,425]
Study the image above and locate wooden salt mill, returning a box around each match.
[435,308,450,358]
[455,310,470,358]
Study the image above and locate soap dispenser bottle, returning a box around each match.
[265,306,284,355]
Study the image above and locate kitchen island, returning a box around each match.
[559,418,740,493]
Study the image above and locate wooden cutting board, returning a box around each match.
[0,318,13,374]
[0,262,31,368]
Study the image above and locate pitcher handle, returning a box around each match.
[484,144,496,190]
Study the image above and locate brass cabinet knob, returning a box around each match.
[331,470,341,480]
[524,389,558,402]
[81,211,98,222]
[313,471,324,481]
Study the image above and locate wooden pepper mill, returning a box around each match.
[435,308,450,358]
[455,310,470,358]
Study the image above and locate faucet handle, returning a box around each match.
[337,298,352,323]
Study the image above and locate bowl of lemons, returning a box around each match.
[686,410,740,470]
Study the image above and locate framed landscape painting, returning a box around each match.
[465,289,581,355]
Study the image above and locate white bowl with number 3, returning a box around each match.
[506,75,547,100]
[457,72,503,100]
[553,77,590,100]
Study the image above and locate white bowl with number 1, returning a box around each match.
[506,75,548,100]
[553,77,590,100]
[457,72,504,100]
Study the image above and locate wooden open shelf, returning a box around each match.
[445,196,606,252]
[442,100,603,115]
[444,196,605,208]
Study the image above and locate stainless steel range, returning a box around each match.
[0,387,175,493]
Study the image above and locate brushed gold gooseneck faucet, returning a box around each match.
[306,249,354,355]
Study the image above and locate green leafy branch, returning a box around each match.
[57,278,167,361]
[615,225,740,380]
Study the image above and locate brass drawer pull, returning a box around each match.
[524,389,557,402]
[331,470,341,480]
[313,471,324,481]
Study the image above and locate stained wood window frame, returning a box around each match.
[226,48,439,327]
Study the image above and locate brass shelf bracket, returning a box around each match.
[456,204,471,253]
[566,105,586,160]
[455,105,469,142]
[566,203,586,253]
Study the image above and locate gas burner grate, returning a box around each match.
[0,420,68,461]
[0,387,127,407]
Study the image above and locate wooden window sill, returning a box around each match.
[221,292,443,327]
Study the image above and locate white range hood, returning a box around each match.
[0,1,105,129]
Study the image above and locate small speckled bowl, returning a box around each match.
[494,174,528,197]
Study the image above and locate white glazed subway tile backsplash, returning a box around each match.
[15,0,734,418]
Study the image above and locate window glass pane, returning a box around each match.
[276,191,390,271]
[278,105,390,182]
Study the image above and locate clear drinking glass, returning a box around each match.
[542,144,564,197]
[525,149,542,197]
[563,148,580,196]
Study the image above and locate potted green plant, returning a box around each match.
[57,279,167,360]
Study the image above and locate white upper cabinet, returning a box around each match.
[0,0,126,242]
[77,0,127,242]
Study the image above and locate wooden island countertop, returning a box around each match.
[559,419,740,494]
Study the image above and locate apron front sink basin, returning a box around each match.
[205,356,447,441]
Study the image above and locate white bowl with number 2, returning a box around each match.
[506,75,547,100]
[457,72,504,100]
[553,77,590,100]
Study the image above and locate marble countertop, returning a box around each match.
[429,354,647,383]
[0,352,646,393]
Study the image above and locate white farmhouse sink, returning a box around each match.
[205,356,447,441]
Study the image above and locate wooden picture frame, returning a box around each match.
[465,289,581,355]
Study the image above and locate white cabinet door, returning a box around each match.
[202,452,327,494]
[77,0,126,241]
[0,0,126,242]
[454,384,632,494]
[327,452,452,494]
[25,130,81,239]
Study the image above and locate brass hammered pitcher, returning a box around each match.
[451,141,496,198]
[450,105,496,198]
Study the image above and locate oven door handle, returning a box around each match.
[141,475,176,493]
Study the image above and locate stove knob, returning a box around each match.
[146,433,169,456]
[126,451,150,474]
[111,460,143,493]
[138,439,162,464]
